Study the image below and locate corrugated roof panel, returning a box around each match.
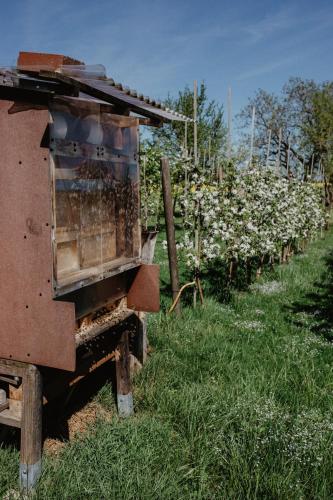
[78,77,190,122]
[0,56,193,124]
[54,65,192,123]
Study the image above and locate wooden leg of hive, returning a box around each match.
[135,312,148,365]
[115,331,134,417]
[19,364,42,490]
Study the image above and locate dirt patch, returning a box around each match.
[44,401,113,456]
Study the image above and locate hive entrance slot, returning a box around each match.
[75,298,132,347]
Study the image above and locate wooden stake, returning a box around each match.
[286,138,291,177]
[229,260,234,280]
[115,331,133,417]
[246,259,252,284]
[193,229,198,307]
[218,160,223,185]
[143,156,148,230]
[20,364,42,490]
[256,256,264,277]
[193,80,198,166]
[197,277,204,304]
[310,154,314,179]
[302,155,305,180]
[134,312,148,365]
[249,106,256,168]
[276,128,282,174]
[161,157,180,314]
[266,129,271,169]
[227,86,232,160]
[184,121,188,156]
[184,160,188,220]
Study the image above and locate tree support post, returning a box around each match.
[115,331,134,417]
[161,157,180,314]
[19,364,42,490]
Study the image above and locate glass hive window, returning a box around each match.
[49,99,141,294]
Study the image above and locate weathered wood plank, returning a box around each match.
[0,399,22,428]
[20,364,42,490]
[115,331,133,417]
[133,312,148,365]
[0,359,27,377]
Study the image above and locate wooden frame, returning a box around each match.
[49,99,142,298]
[0,360,42,489]
[0,316,139,489]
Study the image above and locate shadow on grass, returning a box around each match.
[202,257,277,303]
[288,249,333,340]
[202,259,247,302]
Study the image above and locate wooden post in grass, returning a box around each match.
[227,86,232,161]
[310,154,314,179]
[286,138,291,178]
[184,159,189,221]
[184,121,188,155]
[256,256,264,278]
[20,364,42,490]
[194,227,199,307]
[266,129,272,169]
[246,258,252,284]
[143,156,148,230]
[161,157,180,314]
[193,80,198,167]
[276,128,282,174]
[302,155,305,180]
[249,106,256,168]
[211,156,215,182]
[116,331,134,417]
[135,312,148,365]
[219,161,223,184]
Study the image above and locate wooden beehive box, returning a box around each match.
[0,52,172,372]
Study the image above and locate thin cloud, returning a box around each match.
[236,55,300,81]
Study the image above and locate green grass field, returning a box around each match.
[1,229,333,499]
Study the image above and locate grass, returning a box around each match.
[2,229,333,498]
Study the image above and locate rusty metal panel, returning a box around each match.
[127,264,160,313]
[0,100,76,371]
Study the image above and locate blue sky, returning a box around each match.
[1,0,332,120]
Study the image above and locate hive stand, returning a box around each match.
[0,360,42,489]
[0,323,138,490]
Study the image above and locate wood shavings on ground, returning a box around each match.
[44,401,113,456]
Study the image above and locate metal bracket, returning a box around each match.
[19,460,42,490]
[117,393,134,418]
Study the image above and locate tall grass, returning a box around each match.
[1,230,333,498]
